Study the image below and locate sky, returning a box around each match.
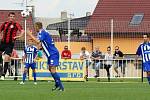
[0,0,99,18]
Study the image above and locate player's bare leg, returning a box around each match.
[1,54,11,80]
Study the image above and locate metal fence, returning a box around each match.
[3,58,144,80]
[87,58,143,78]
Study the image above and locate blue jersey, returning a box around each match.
[24,45,37,64]
[136,42,150,63]
[38,29,59,57]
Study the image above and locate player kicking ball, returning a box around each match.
[20,39,38,85]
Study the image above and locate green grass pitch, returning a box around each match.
[0,80,150,100]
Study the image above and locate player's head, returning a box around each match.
[27,39,34,45]
[8,12,15,21]
[143,34,149,43]
[34,22,43,32]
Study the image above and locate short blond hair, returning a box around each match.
[35,22,43,29]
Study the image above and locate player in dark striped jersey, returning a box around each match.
[20,39,38,85]
[136,34,150,85]
[0,12,24,80]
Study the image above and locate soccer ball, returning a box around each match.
[21,10,30,17]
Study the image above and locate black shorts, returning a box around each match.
[0,42,14,56]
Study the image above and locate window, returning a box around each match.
[130,13,144,25]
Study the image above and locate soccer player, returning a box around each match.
[20,39,37,85]
[27,22,64,91]
[0,12,24,80]
[136,34,150,85]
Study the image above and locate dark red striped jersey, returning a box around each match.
[0,21,22,43]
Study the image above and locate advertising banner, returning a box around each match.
[29,59,86,81]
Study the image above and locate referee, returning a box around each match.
[0,12,24,80]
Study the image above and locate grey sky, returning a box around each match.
[0,0,98,18]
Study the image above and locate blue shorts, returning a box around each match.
[143,62,150,72]
[25,63,36,69]
[47,54,59,67]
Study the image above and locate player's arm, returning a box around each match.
[27,30,40,44]
[135,45,142,66]
[0,22,6,38]
[22,47,27,63]
[22,54,26,63]
[0,22,5,33]
[14,30,24,39]
[135,45,142,59]
[37,42,42,50]
[14,23,25,39]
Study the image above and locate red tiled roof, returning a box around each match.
[85,0,150,33]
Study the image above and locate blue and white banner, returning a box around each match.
[29,59,86,81]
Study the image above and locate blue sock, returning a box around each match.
[51,73,59,87]
[147,77,150,85]
[33,72,36,82]
[51,72,64,89]
[23,73,26,82]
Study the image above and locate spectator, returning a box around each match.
[11,49,19,80]
[61,45,71,59]
[91,46,103,80]
[104,46,113,82]
[114,46,125,77]
[80,47,90,81]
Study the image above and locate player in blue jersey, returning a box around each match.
[20,39,37,85]
[27,22,64,91]
[136,34,150,85]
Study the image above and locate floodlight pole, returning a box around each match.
[24,18,27,46]
[111,19,114,55]
[24,0,28,47]
[24,0,33,47]
[68,16,71,50]
[67,13,73,50]
[110,19,114,78]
